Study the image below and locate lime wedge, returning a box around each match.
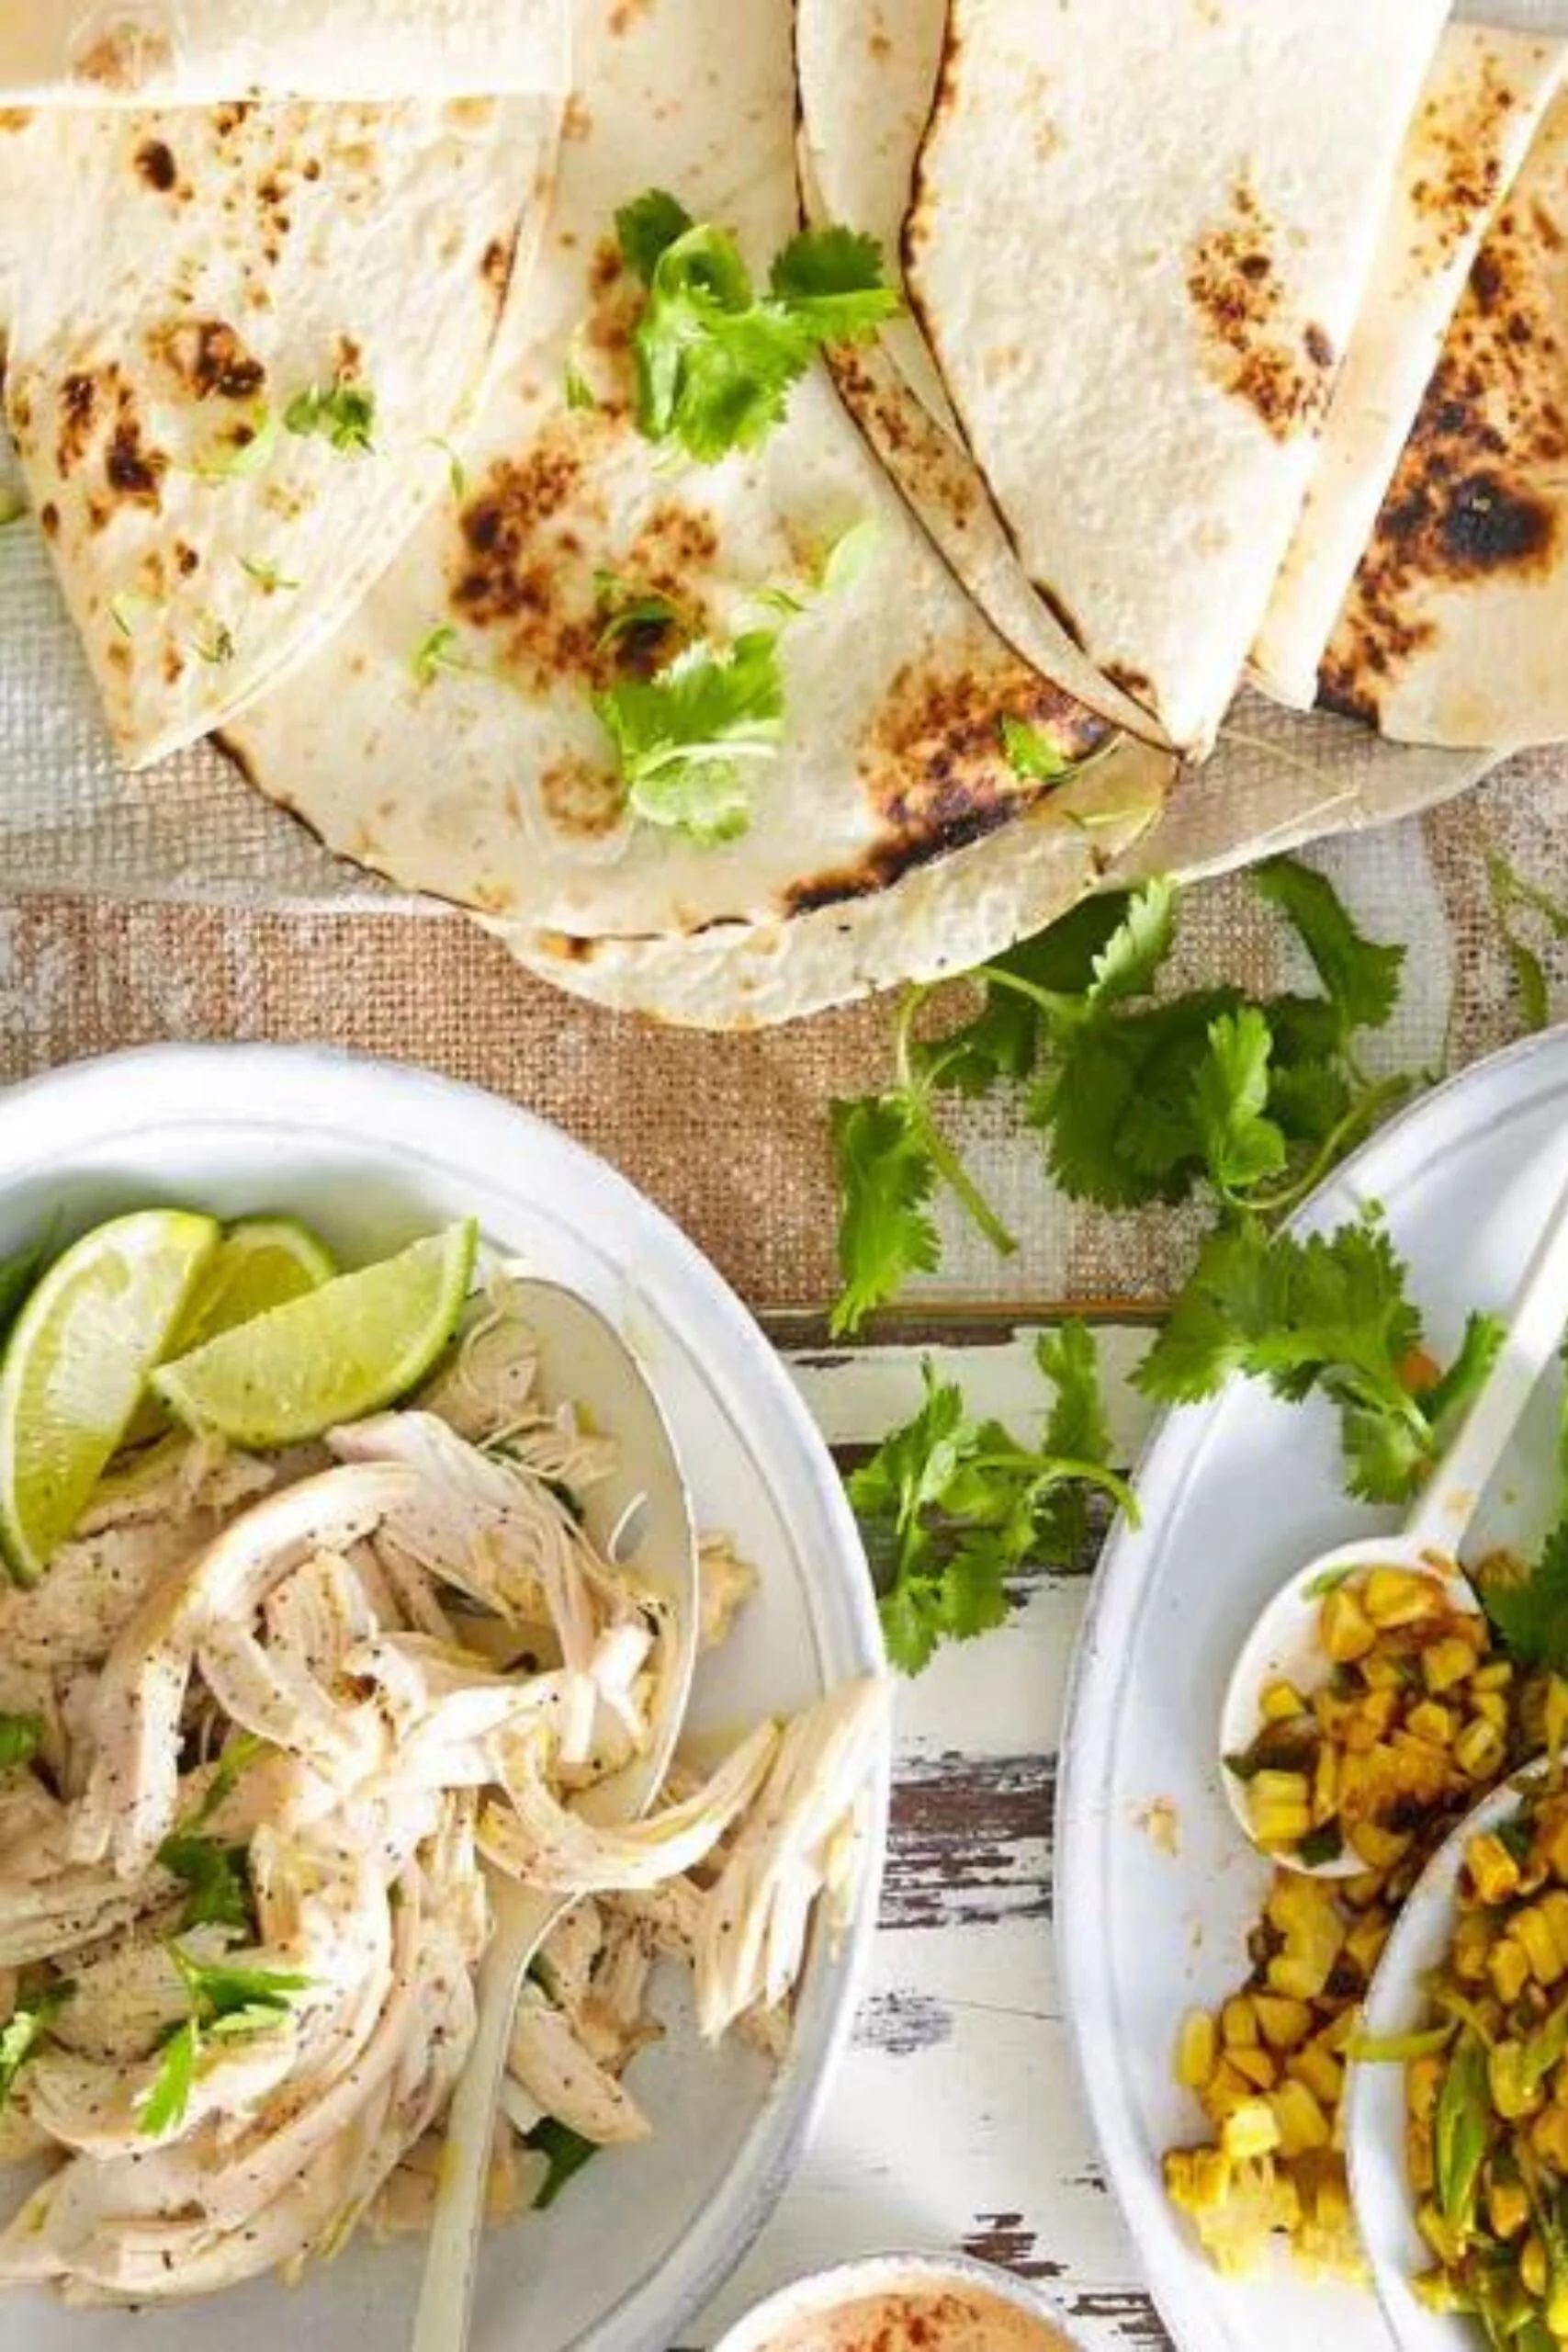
[0,1209,220,1584]
[152,1220,478,1446]
[123,1215,338,1447]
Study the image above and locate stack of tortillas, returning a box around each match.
[2,0,1566,1027]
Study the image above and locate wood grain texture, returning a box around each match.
[687,1330,1172,2350]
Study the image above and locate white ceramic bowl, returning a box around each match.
[711,2251,1084,2352]
[0,1044,889,2352]
[1348,1771,1542,2352]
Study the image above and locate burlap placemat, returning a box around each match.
[2,746,1562,1313]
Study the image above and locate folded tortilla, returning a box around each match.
[0,2,569,104]
[221,0,1171,1005]
[903,0,1451,755]
[3,86,561,766]
[794,0,1163,746]
[1253,21,1566,709]
[1320,85,1568,751]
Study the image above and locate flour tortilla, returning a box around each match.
[794,0,1164,747]
[0,2,569,104]
[1320,85,1568,750]
[495,752,1167,1031]
[222,0,1171,986]
[1253,20,1566,708]
[3,86,560,766]
[903,0,1450,755]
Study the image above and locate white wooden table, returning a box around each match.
[686,1326,1167,2351]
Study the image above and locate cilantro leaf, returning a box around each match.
[1085,877,1178,1010]
[284,379,375,455]
[526,2116,602,2209]
[847,1356,1131,1673]
[999,715,1076,783]
[0,1712,40,1770]
[239,554,300,594]
[1192,1009,1288,1197]
[768,225,903,340]
[168,1946,311,2022]
[593,628,784,842]
[615,188,694,284]
[830,1096,941,1340]
[0,1981,72,2108]
[157,1834,255,1934]
[1483,1521,1568,1671]
[618,195,898,462]
[412,623,480,688]
[1487,849,1568,1035]
[1254,857,1403,1037]
[1034,1321,1114,1560]
[137,2015,199,2137]
[192,1732,267,1828]
[1032,991,1242,1208]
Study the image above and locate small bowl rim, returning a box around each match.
[708,2249,1085,2352]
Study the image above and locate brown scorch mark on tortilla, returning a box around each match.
[152,320,265,402]
[539,755,626,841]
[786,662,1106,913]
[0,109,34,133]
[134,139,178,193]
[1406,47,1530,272]
[1186,177,1337,441]
[1321,194,1567,724]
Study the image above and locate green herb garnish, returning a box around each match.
[238,555,299,594]
[285,380,376,455]
[999,715,1078,784]
[157,1834,254,1934]
[527,2117,601,2208]
[0,1982,73,2108]
[1434,2030,1490,2241]
[615,189,899,462]
[136,1944,310,2137]
[593,628,785,842]
[847,1336,1134,1675]
[189,406,278,482]
[0,1713,41,1770]
[192,619,236,666]
[411,623,480,688]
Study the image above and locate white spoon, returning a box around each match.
[410,1279,698,2352]
[1221,1173,1568,1876]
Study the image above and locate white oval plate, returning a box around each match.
[1057,1024,1568,2352]
[0,1044,887,2352]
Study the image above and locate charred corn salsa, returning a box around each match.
[1167,1603,1567,2282]
[1403,1784,1568,2340]
[1225,1566,1501,1872]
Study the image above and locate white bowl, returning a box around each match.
[1348,1771,1541,2352]
[711,2251,1084,2352]
[0,1044,889,2352]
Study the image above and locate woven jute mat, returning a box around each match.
[2,747,1563,1315]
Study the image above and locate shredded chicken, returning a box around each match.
[0,1274,886,2306]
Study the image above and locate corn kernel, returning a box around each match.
[1455,1717,1506,1780]
[1490,2041,1542,2122]
[1452,1911,1495,1984]
[1230,2045,1277,2091]
[1425,1637,1479,1696]
[1164,2143,1230,2212]
[1222,1996,1258,2049]
[1517,1903,1566,1985]
[1408,2053,1444,2122]
[1254,1995,1313,2052]
[1488,2173,1529,2240]
[1532,2105,1568,2174]
[1199,2060,1258,2127]
[1363,1568,1440,1627]
[1524,2234,1550,2298]
[1472,1660,1514,1693]
[1345,1913,1390,1978]
[1321,1588,1376,1663]
[1405,1701,1454,1748]
[1175,2009,1217,2090]
[1223,2099,1282,2161]
[1285,2041,1341,2109]
[1416,2200,1461,2265]
[1311,1743,1339,1826]
[1361,1657,1407,1696]
[1260,1680,1307,1723]
[1348,1821,1412,1872]
[1489,1936,1532,2007]
[1472,1690,1510,1734]
[1468,1832,1523,1907]
[1407,2116,1435,2195]
[1269,2078,1330,2157]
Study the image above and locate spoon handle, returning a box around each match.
[1404,1177,1568,1559]
[410,1879,560,2352]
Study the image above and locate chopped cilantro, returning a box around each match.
[157,1834,255,1935]
[1482,1522,1568,1673]
[999,715,1077,783]
[0,1982,73,2109]
[0,1713,41,1770]
[189,405,277,482]
[527,2116,601,2208]
[411,623,479,687]
[284,379,376,455]
[238,554,300,594]
[1487,847,1568,1035]
[192,619,236,666]
[615,189,900,461]
[592,628,785,842]
[137,1944,311,2136]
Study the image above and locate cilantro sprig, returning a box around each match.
[1487,847,1568,1035]
[848,1330,1133,1674]
[137,1943,310,2137]
[594,628,785,843]
[615,189,900,462]
[0,1712,40,1770]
